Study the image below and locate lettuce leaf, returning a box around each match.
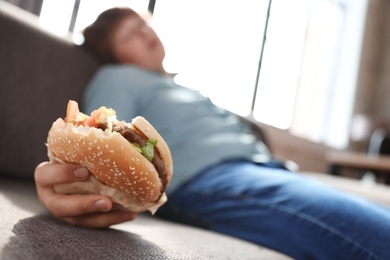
[132,139,158,162]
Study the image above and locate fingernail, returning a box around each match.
[95,199,110,211]
[74,167,89,179]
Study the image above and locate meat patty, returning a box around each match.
[103,121,168,193]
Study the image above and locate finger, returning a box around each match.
[45,193,113,219]
[63,211,137,228]
[35,162,89,187]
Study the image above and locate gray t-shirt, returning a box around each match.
[82,65,270,193]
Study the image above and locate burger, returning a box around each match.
[47,100,173,214]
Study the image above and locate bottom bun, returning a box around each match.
[49,153,167,214]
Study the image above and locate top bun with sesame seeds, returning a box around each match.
[46,100,173,214]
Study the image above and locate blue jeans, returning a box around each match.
[157,160,390,260]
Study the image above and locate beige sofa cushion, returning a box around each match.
[301,172,390,206]
[0,178,292,259]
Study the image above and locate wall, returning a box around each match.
[351,0,390,151]
[374,1,390,120]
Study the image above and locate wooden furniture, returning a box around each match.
[326,151,390,184]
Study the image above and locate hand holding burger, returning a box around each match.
[46,100,173,214]
[34,162,138,228]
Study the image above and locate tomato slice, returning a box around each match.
[65,100,102,127]
[65,100,80,123]
[83,109,101,127]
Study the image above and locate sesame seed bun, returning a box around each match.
[47,117,173,214]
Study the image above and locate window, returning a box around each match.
[153,0,270,117]
[252,0,311,130]
[38,0,368,149]
[39,0,150,41]
[284,0,367,148]
[155,0,368,149]
[39,0,75,36]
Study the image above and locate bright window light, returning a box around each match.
[39,0,75,36]
[253,0,311,129]
[152,0,269,116]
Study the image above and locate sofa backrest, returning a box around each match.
[0,2,101,180]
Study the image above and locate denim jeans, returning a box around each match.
[157,160,390,260]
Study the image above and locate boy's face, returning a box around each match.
[111,14,165,72]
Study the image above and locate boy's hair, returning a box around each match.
[82,7,137,63]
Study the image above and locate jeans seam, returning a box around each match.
[273,204,380,260]
[187,188,381,260]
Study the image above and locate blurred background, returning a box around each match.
[5,0,390,155]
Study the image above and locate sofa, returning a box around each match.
[1,2,390,259]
